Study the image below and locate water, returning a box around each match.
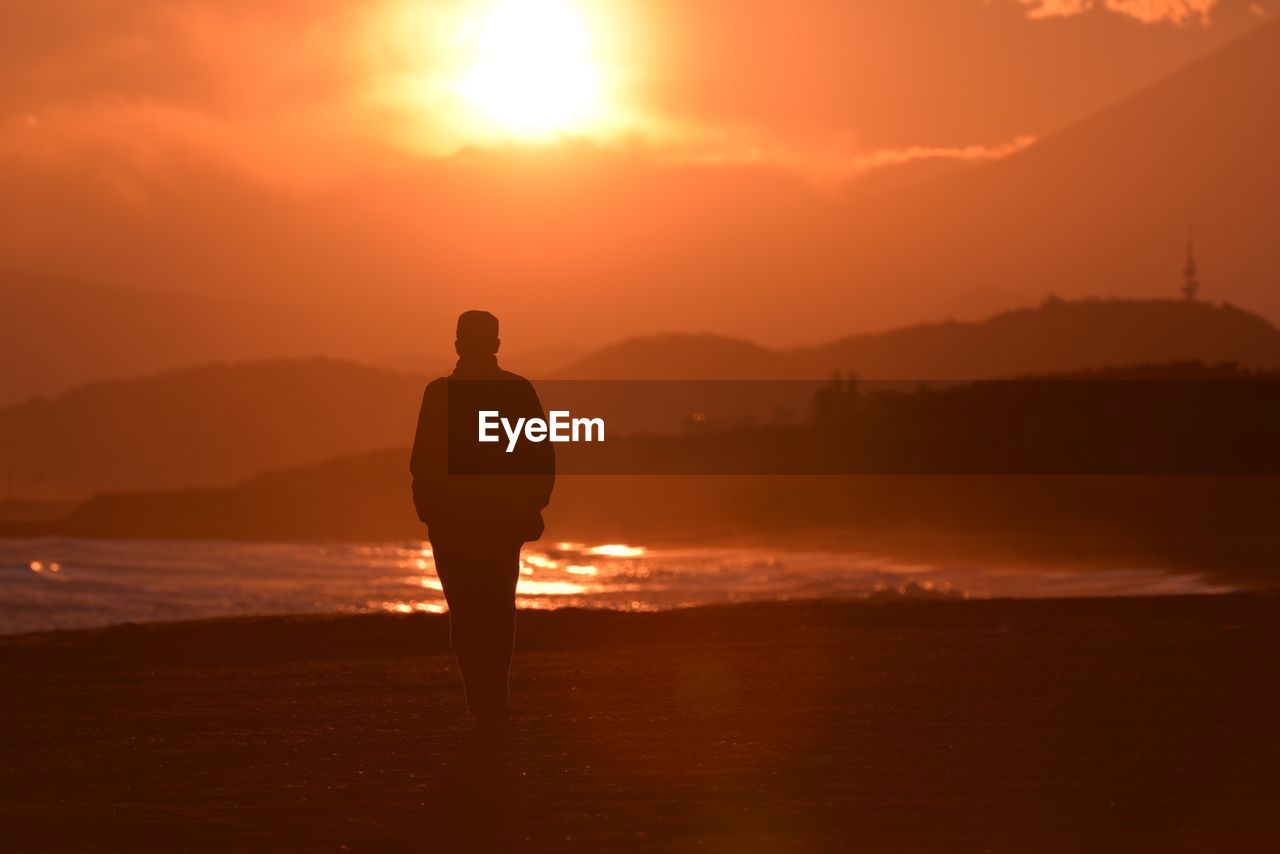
[0,537,1234,635]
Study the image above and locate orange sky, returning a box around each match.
[1,0,1276,356]
[4,1,1265,170]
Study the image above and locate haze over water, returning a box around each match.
[0,538,1233,635]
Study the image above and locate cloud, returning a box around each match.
[0,0,382,185]
[3,0,1241,196]
[0,0,1045,191]
[0,0,663,181]
[676,135,1038,187]
[1017,0,1222,24]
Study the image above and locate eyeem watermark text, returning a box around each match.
[478,410,605,452]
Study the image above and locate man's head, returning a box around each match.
[455,310,500,359]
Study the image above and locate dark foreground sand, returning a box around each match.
[3,595,1279,852]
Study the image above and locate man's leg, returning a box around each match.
[432,537,522,724]
[472,540,522,723]
[432,539,487,719]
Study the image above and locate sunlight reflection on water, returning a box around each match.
[0,537,1236,635]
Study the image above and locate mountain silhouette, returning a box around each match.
[7,297,1280,498]
[558,334,789,380]
[560,298,1280,379]
[0,358,423,499]
[0,273,319,407]
[0,272,447,407]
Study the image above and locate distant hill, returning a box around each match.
[558,334,788,379]
[9,296,1280,499]
[0,358,424,499]
[0,273,313,406]
[560,298,1280,379]
[805,299,1280,379]
[0,272,445,407]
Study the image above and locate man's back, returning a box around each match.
[409,349,555,543]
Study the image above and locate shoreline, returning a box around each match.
[0,582,1260,647]
[5,519,1277,595]
[0,588,1254,644]
[4,472,1278,592]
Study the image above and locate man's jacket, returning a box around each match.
[409,357,555,542]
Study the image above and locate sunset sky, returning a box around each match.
[3,0,1276,357]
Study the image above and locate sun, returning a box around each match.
[455,0,603,139]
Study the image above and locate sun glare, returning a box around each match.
[455,0,602,139]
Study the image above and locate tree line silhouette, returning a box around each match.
[548,363,1280,475]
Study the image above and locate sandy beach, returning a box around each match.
[3,594,1279,852]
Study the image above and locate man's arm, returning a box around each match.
[408,381,446,526]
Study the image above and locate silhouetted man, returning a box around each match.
[410,311,554,729]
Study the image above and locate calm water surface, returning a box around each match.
[0,537,1234,635]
